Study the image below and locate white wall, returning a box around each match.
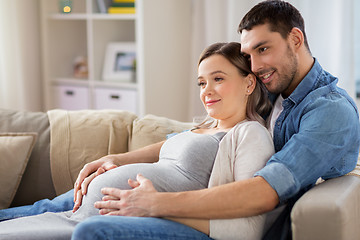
[293,0,355,98]
[355,0,360,107]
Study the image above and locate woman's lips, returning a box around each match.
[206,99,221,106]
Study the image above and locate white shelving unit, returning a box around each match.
[41,0,192,121]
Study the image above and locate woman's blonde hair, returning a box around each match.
[195,42,272,128]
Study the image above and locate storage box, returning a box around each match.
[52,85,90,110]
[94,87,137,113]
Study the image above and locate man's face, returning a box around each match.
[240,24,298,97]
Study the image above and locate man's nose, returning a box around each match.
[250,55,263,73]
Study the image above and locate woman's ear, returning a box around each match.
[246,74,256,95]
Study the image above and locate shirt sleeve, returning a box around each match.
[255,93,360,202]
[209,122,276,240]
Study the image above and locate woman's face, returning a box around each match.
[198,54,251,125]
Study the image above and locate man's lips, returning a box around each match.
[206,99,221,106]
[259,71,275,84]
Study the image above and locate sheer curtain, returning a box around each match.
[188,0,356,119]
[0,0,42,111]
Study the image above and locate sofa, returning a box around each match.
[0,108,359,240]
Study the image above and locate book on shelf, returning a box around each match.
[108,0,136,14]
[97,0,112,13]
[108,7,135,14]
[113,0,135,3]
[111,2,135,8]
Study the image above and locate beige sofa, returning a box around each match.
[1,109,359,240]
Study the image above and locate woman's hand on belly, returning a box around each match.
[73,155,119,212]
[73,170,104,212]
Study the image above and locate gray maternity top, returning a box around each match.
[72,130,226,220]
[0,130,226,240]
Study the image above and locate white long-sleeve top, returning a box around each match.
[208,120,280,240]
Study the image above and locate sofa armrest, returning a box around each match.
[291,175,360,240]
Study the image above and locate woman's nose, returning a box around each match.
[203,84,214,95]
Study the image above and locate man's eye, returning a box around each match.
[259,47,268,53]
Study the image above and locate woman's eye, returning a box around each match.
[214,77,223,82]
[197,82,206,87]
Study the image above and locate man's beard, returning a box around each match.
[268,45,298,96]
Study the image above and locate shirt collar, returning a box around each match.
[287,58,323,105]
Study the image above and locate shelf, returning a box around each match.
[91,13,137,20]
[53,78,89,86]
[53,78,138,90]
[93,81,138,90]
[49,13,88,20]
[42,0,192,121]
[48,13,136,21]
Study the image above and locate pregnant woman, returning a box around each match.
[0,42,274,240]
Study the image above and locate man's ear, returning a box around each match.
[289,27,304,50]
[246,74,256,95]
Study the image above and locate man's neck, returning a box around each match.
[298,55,315,83]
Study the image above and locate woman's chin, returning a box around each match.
[207,112,220,119]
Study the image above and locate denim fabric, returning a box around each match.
[256,59,360,203]
[0,189,74,221]
[72,216,213,240]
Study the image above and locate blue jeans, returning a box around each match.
[72,215,213,240]
[0,189,74,221]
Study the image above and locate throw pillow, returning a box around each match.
[0,132,37,209]
[129,114,194,151]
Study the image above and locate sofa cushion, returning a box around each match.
[48,109,138,195]
[0,132,37,209]
[129,114,194,151]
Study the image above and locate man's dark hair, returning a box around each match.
[238,0,311,52]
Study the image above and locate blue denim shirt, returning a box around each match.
[255,59,360,203]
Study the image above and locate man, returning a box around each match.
[71,1,360,239]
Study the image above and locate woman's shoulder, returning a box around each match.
[232,120,269,135]
[227,120,273,146]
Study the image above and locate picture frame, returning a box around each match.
[102,42,136,82]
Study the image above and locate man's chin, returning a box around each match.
[265,85,278,94]
[265,82,285,95]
